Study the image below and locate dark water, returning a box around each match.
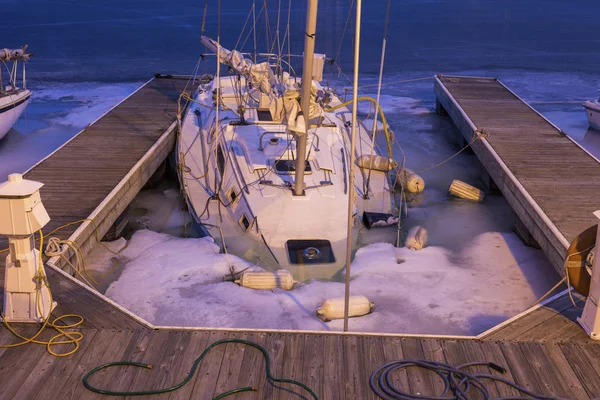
[2,0,599,82]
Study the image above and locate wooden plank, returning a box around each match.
[66,329,156,400]
[45,329,120,399]
[560,343,600,398]
[128,330,191,399]
[212,331,249,399]
[166,331,212,400]
[0,325,61,399]
[400,337,439,398]
[232,332,268,400]
[342,335,368,400]
[302,334,325,400]
[277,333,307,400]
[359,335,384,400]
[51,329,139,400]
[188,330,230,400]
[518,314,589,343]
[484,293,587,342]
[519,341,589,399]
[476,341,523,398]
[578,343,600,396]
[12,329,99,400]
[419,339,448,396]
[322,334,345,400]
[260,332,286,400]
[498,341,545,395]
[380,337,410,398]
[441,340,497,399]
[46,269,147,330]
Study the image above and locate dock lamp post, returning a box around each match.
[0,173,55,322]
[578,210,600,339]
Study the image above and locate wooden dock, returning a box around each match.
[0,75,196,271]
[0,263,598,399]
[434,75,600,276]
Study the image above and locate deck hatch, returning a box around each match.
[274,160,311,175]
[286,239,335,265]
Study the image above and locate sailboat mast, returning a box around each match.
[343,0,362,332]
[293,0,318,196]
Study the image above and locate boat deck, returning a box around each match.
[435,75,600,276]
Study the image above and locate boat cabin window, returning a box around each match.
[286,240,336,265]
[239,214,251,231]
[216,144,225,176]
[256,109,273,121]
[228,188,238,204]
[274,160,312,175]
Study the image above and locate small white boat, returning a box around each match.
[0,46,33,140]
[583,96,600,131]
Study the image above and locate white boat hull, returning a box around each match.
[584,100,600,131]
[178,75,395,281]
[0,90,31,140]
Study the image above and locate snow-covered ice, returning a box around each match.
[86,221,558,335]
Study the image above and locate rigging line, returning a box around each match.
[234,5,256,50]
[263,0,271,56]
[269,0,282,59]
[240,4,266,51]
[365,0,392,196]
[334,0,355,65]
[287,0,292,69]
[253,1,257,63]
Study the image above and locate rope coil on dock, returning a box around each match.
[370,359,571,400]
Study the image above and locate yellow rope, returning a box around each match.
[0,230,84,357]
[0,216,135,356]
[326,96,393,158]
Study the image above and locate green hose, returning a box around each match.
[82,338,318,399]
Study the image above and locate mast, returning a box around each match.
[343,0,362,332]
[293,0,318,196]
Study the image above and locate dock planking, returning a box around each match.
[434,75,600,277]
[481,291,593,343]
[0,327,596,399]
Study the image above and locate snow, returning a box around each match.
[88,223,558,335]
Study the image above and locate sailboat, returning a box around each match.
[177,1,398,280]
[0,46,33,140]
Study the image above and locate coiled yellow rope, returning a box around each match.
[0,230,84,357]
